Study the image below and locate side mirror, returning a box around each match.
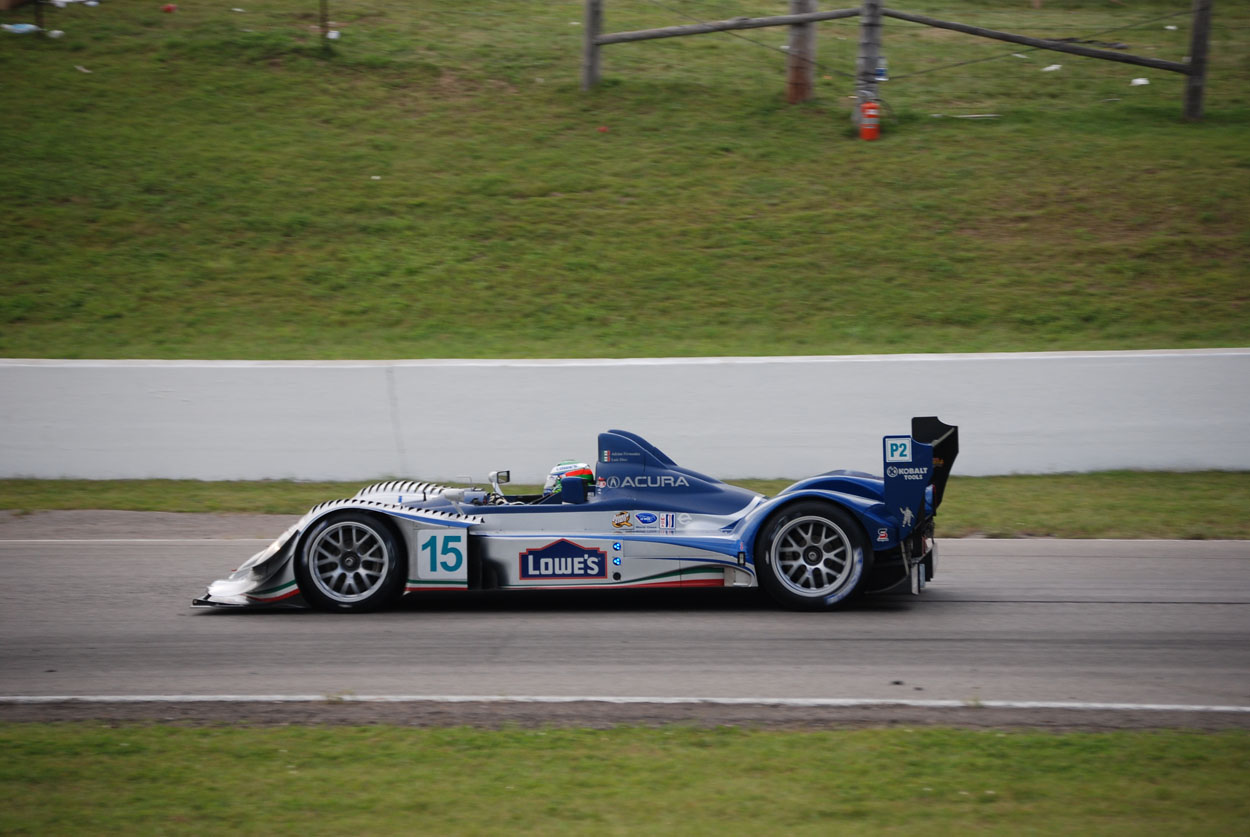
[560,475,588,504]
[489,470,510,496]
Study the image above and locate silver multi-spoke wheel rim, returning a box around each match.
[770,515,855,598]
[307,521,391,603]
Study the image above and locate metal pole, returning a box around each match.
[1184,0,1213,121]
[786,0,817,103]
[855,0,882,119]
[582,0,603,91]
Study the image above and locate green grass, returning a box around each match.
[0,724,1246,834]
[1,1,1247,359]
[4,471,1249,539]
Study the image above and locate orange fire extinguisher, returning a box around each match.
[859,100,880,141]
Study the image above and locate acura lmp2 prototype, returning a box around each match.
[193,417,958,612]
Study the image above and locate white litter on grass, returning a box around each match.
[1131,77,1150,86]
[370,176,381,180]
[75,65,92,73]
[325,29,340,40]
[1165,25,1178,31]
[2,23,41,33]
[1041,64,1062,72]
[1011,53,1030,59]
[48,29,64,38]
[232,7,245,11]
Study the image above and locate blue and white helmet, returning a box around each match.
[543,460,594,495]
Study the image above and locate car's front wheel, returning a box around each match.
[295,512,405,612]
[756,501,870,611]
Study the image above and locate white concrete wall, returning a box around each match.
[1,349,1247,482]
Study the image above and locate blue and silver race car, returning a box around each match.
[193,417,958,612]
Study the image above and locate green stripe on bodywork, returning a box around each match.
[251,580,297,596]
[627,567,725,584]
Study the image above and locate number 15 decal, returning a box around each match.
[418,532,466,580]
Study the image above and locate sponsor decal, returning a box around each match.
[884,437,912,463]
[886,465,930,481]
[612,511,633,529]
[659,513,676,528]
[899,507,915,527]
[597,477,607,489]
[604,475,691,489]
[876,528,889,543]
[635,512,658,525]
[519,539,608,580]
[677,513,693,526]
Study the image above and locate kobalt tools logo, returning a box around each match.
[886,465,929,481]
[604,475,690,489]
[519,539,607,580]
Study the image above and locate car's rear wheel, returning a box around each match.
[295,512,405,612]
[756,501,869,611]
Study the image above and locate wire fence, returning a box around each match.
[596,2,1243,113]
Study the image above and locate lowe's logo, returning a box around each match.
[605,475,691,489]
[519,539,607,580]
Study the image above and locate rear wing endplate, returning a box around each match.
[882,417,959,532]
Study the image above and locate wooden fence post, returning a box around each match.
[582,0,603,91]
[1184,0,1213,121]
[786,0,817,103]
[855,0,882,116]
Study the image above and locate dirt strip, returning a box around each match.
[2,700,1248,731]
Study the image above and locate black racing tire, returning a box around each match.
[755,501,871,611]
[294,512,406,613]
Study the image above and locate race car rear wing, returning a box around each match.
[883,416,959,531]
[911,416,959,509]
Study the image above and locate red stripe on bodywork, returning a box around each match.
[248,588,301,603]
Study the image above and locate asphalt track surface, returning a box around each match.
[2,512,1248,729]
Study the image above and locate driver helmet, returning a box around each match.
[543,460,594,495]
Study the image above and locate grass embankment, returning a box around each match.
[2,1,1247,358]
[3,471,1248,538]
[1,725,1246,834]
